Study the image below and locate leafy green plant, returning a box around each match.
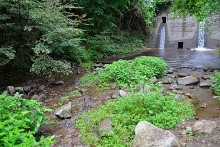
[0,93,55,146]
[211,72,220,96]
[76,85,195,146]
[85,31,146,60]
[81,56,167,88]
[187,131,198,137]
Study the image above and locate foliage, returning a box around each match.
[211,72,220,96]
[85,31,145,60]
[77,0,171,31]
[76,85,195,146]
[0,0,85,76]
[0,93,55,146]
[172,0,220,21]
[81,56,167,88]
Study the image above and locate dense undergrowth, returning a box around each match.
[76,85,195,146]
[0,94,54,146]
[211,72,220,96]
[81,56,167,88]
[77,56,195,146]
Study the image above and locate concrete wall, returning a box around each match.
[149,8,220,49]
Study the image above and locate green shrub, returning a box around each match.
[211,72,220,96]
[85,31,145,60]
[76,85,195,146]
[81,56,167,87]
[0,94,55,146]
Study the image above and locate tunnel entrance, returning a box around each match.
[178,42,183,49]
[162,17,166,23]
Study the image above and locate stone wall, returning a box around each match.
[148,8,220,49]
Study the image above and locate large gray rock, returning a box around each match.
[132,121,181,147]
[99,119,113,134]
[177,76,199,85]
[193,120,218,134]
[118,89,127,97]
[199,80,212,88]
[15,87,24,93]
[54,102,72,119]
[7,86,15,95]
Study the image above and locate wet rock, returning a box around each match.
[149,77,158,84]
[160,77,174,84]
[193,120,217,134]
[167,68,174,74]
[37,94,46,102]
[94,63,104,68]
[175,94,188,101]
[15,87,24,93]
[31,94,39,100]
[73,78,81,86]
[7,86,15,95]
[80,96,91,112]
[200,103,208,109]
[38,85,45,91]
[189,86,194,89]
[167,74,176,79]
[79,88,87,94]
[53,80,65,85]
[111,93,120,99]
[184,93,193,99]
[132,121,181,147]
[23,86,31,92]
[54,102,72,119]
[177,76,199,85]
[99,119,113,134]
[177,73,189,77]
[118,89,127,97]
[199,80,212,88]
[169,84,182,90]
[202,75,210,80]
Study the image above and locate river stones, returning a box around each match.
[54,102,72,119]
[193,120,217,134]
[177,76,199,85]
[132,121,181,147]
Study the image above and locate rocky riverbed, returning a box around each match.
[1,66,220,147]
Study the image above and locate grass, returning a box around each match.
[76,85,195,146]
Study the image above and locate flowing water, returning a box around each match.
[198,22,205,48]
[159,24,166,49]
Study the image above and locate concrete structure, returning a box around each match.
[149,7,220,49]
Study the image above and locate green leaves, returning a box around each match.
[76,85,195,146]
[211,72,220,96]
[0,46,15,66]
[0,93,54,146]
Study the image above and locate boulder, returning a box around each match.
[37,94,46,102]
[118,89,127,97]
[7,86,15,95]
[202,75,210,80]
[177,76,199,85]
[149,77,158,84]
[167,68,174,74]
[199,80,212,88]
[23,86,31,92]
[98,119,113,134]
[53,80,65,85]
[177,73,189,77]
[15,87,24,93]
[54,102,72,119]
[132,121,181,147]
[193,120,218,134]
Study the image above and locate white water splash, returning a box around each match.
[198,22,205,48]
[159,24,166,49]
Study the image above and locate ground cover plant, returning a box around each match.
[0,93,54,146]
[81,56,167,88]
[211,72,220,96]
[76,85,195,146]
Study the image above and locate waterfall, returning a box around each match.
[198,22,205,48]
[159,24,166,49]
